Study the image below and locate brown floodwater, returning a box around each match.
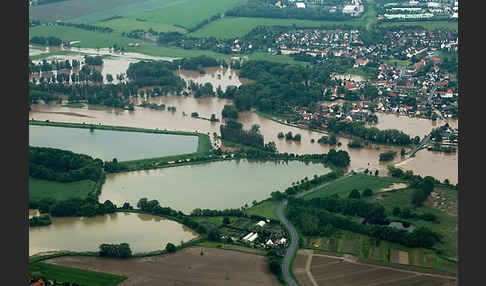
[395,149,458,184]
[176,67,253,92]
[372,113,458,138]
[29,212,198,256]
[28,68,458,183]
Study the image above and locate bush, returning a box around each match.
[166,242,177,253]
[362,188,373,197]
[99,243,132,258]
[348,189,361,199]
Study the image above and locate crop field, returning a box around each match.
[303,174,407,200]
[294,250,456,286]
[43,246,281,285]
[29,177,96,202]
[29,0,144,22]
[303,231,457,273]
[29,262,127,286]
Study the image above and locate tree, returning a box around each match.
[277,132,284,139]
[223,217,230,225]
[401,148,406,157]
[348,189,361,199]
[269,258,281,275]
[106,74,113,83]
[166,242,177,253]
[375,170,379,176]
[392,206,401,217]
[222,104,238,119]
[294,134,301,141]
[362,188,373,197]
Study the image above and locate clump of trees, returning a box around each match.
[99,243,132,258]
[29,215,51,227]
[84,55,103,66]
[379,151,397,162]
[29,36,63,46]
[222,104,239,119]
[220,120,265,149]
[288,198,442,249]
[29,146,104,182]
[327,118,412,146]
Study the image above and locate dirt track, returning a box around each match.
[45,247,280,286]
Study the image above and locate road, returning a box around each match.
[275,172,354,286]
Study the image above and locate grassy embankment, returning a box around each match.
[295,174,457,272]
[29,262,127,286]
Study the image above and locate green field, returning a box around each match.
[98,17,187,33]
[245,200,280,221]
[190,16,366,39]
[29,25,136,48]
[365,186,458,259]
[303,174,406,200]
[29,262,126,286]
[29,177,97,202]
[384,59,411,67]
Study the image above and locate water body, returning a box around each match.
[176,67,253,92]
[371,112,458,139]
[29,212,197,256]
[28,68,457,183]
[29,125,198,162]
[100,159,331,214]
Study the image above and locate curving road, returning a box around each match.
[276,172,354,286]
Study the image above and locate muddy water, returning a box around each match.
[29,125,198,162]
[99,159,331,214]
[28,68,457,182]
[176,67,253,92]
[29,212,197,256]
[395,150,458,184]
[371,113,458,139]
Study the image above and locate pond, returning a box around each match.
[29,125,198,162]
[99,159,332,214]
[29,212,198,256]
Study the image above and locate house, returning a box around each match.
[256,220,266,227]
[344,81,358,90]
[354,58,369,67]
[266,239,274,246]
[296,2,306,8]
[247,233,259,242]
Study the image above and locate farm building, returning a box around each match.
[296,2,306,8]
[256,220,267,227]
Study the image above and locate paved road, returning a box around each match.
[275,172,354,286]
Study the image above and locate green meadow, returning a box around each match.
[29,177,97,203]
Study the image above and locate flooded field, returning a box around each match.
[29,212,198,256]
[99,159,331,214]
[29,125,198,162]
[29,67,457,183]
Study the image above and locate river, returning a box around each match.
[29,212,197,256]
[99,159,331,214]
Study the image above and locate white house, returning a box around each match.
[296,2,306,8]
[247,233,259,242]
[266,239,274,246]
[256,220,266,227]
[242,232,254,241]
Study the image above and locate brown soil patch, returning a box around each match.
[425,253,437,267]
[293,253,310,273]
[390,249,399,264]
[45,246,280,286]
[378,183,408,193]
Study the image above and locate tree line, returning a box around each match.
[225,0,355,21]
[287,198,442,249]
[29,215,52,227]
[30,36,63,46]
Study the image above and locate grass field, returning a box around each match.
[29,0,143,22]
[29,25,136,48]
[365,186,458,259]
[245,200,280,221]
[98,17,187,33]
[29,177,96,202]
[384,59,411,67]
[29,262,127,286]
[303,174,407,200]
